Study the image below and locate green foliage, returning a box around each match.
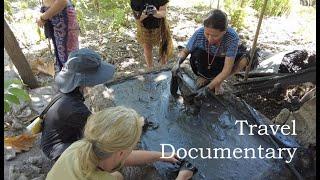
[192,2,209,11]
[194,14,204,24]
[20,1,29,9]
[224,0,251,31]
[72,0,131,32]
[4,0,13,22]
[4,79,31,113]
[252,0,292,17]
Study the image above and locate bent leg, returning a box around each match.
[143,43,153,70]
[230,57,248,75]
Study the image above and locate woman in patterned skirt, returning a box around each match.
[36,0,80,71]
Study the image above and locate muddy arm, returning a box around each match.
[124,150,177,166]
[208,57,234,90]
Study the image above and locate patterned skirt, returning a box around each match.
[136,18,173,62]
[41,3,80,69]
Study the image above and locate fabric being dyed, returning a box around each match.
[105,71,294,179]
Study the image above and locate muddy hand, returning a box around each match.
[160,153,180,164]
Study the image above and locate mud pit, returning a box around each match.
[107,71,294,179]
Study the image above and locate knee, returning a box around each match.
[111,171,124,180]
[239,57,249,68]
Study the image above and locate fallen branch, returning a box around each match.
[233,66,316,94]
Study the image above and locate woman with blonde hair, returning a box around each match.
[46,106,196,180]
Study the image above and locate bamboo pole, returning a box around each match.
[243,0,268,81]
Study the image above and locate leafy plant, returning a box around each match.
[4,79,31,113]
[224,0,251,31]
[72,0,131,33]
[4,0,13,22]
[252,0,292,17]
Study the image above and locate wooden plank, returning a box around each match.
[234,66,316,94]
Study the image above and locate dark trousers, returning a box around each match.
[189,48,247,80]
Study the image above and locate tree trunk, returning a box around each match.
[4,19,38,89]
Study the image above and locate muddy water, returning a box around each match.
[108,71,288,179]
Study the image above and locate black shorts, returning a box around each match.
[189,48,248,80]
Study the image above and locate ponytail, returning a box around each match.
[76,139,99,177]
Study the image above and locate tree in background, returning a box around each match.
[4,19,38,89]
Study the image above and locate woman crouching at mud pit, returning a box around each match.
[130,0,174,70]
[172,9,250,95]
[46,106,195,180]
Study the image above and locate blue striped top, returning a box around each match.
[186,26,239,59]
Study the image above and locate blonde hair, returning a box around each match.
[76,106,144,176]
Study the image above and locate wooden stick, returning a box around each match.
[243,0,268,81]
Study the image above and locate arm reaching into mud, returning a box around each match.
[124,150,179,166]
[207,56,234,95]
[171,48,190,75]
[177,48,190,64]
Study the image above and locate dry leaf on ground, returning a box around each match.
[4,134,38,153]
[30,59,55,77]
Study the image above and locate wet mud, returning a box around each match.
[107,71,292,179]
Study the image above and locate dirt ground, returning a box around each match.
[4,0,316,179]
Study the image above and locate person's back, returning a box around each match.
[40,48,115,161]
[40,88,91,161]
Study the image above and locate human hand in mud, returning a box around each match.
[208,78,224,95]
[160,153,180,164]
[176,169,194,180]
[195,86,210,99]
[175,159,197,180]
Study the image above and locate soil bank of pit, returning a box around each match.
[107,71,292,179]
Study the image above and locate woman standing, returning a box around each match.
[36,0,80,71]
[130,0,173,70]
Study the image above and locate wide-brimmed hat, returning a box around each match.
[55,48,115,93]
